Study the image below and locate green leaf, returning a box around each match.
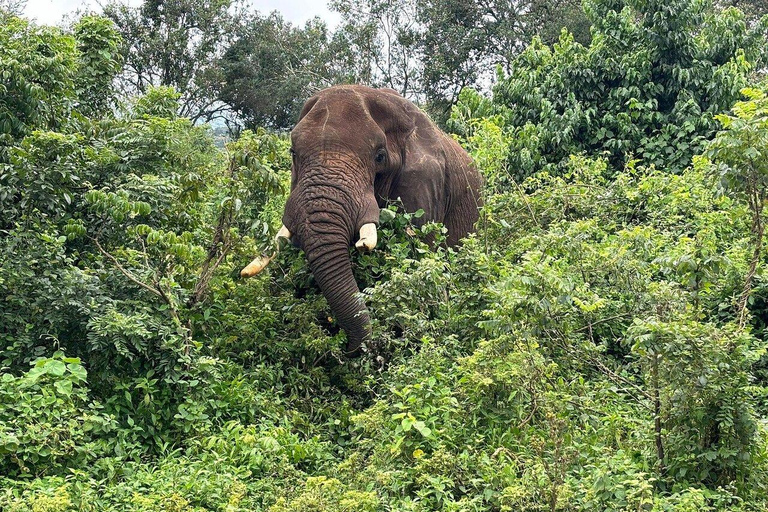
[380,208,396,223]
[68,364,87,382]
[54,379,73,396]
[44,360,67,377]
[413,420,432,437]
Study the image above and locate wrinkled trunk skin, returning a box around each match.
[307,239,370,355]
[283,164,376,355]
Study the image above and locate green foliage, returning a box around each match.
[331,0,421,97]
[0,16,77,156]
[269,477,379,512]
[220,13,356,130]
[708,87,768,201]
[102,0,243,123]
[332,0,592,121]
[5,4,768,512]
[133,85,182,118]
[628,318,762,484]
[452,0,768,179]
[0,353,115,478]
[73,16,123,117]
[705,87,768,328]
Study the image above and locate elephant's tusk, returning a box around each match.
[275,224,291,246]
[240,254,274,278]
[355,223,378,253]
[240,225,293,278]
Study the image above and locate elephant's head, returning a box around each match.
[243,86,416,355]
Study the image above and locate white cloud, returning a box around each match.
[23,0,144,26]
[23,0,340,28]
[247,0,340,27]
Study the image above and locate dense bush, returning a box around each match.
[3,2,768,511]
[0,353,115,478]
[449,0,768,181]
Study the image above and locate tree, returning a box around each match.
[415,0,528,119]
[720,0,768,22]
[331,0,592,123]
[528,0,591,45]
[331,0,421,97]
[0,14,78,165]
[102,0,242,123]
[0,13,288,453]
[73,16,123,117]
[218,13,352,131]
[706,87,768,328]
[0,0,25,16]
[451,0,768,180]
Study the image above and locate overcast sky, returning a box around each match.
[23,0,340,27]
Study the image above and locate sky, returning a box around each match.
[23,0,340,27]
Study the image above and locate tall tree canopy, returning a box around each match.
[103,0,242,123]
[331,0,592,122]
[218,13,357,131]
[101,0,607,129]
[450,0,768,179]
[331,0,421,97]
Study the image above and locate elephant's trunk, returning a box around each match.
[284,167,377,355]
[306,238,370,355]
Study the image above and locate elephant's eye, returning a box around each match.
[375,149,387,164]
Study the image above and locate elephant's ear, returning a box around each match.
[364,92,417,147]
[297,94,321,122]
[364,90,447,225]
[289,95,323,191]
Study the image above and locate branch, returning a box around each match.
[553,327,654,407]
[92,236,193,357]
[91,237,165,300]
[574,313,633,332]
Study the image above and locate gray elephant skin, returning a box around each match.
[243,85,482,355]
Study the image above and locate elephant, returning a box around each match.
[241,85,482,355]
